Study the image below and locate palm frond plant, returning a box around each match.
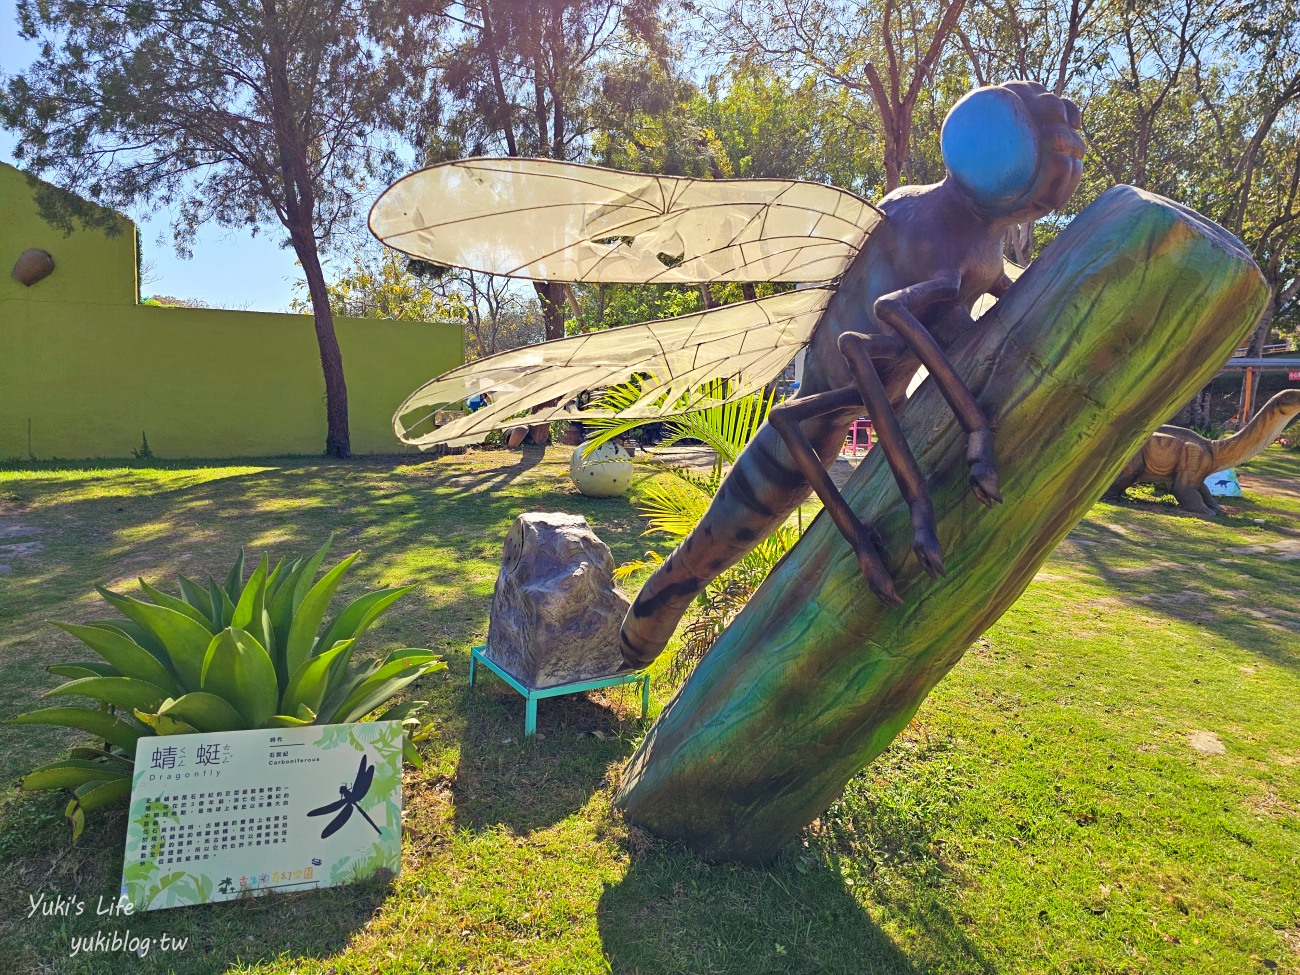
[8,539,444,838]
[578,377,773,466]
[594,380,806,683]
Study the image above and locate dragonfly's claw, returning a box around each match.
[912,526,946,580]
[854,522,905,608]
[967,430,1002,506]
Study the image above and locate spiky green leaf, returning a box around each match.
[231,553,269,631]
[329,653,445,723]
[133,711,201,736]
[67,777,132,836]
[402,737,425,769]
[289,536,334,614]
[200,628,278,728]
[88,619,169,667]
[68,746,133,765]
[49,662,119,680]
[267,559,304,648]
[155,692,246,733]
[264,557,287,599]
[52,621,177,692]
[284,552,358,677]
[375,699,429,722]
[23,760,131,792]
[177,574,215,624]
[139,579,211,628]
[265,714,313,728]
[47,676,169,712]
[208,578,230,630]
[7,707,145,752]
[282,639,355,719]
[95,588,211,691]
[317,585,415,657]
[268,557,299,603]
[223,548,246,601]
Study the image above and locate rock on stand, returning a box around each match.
[486,512,631,688]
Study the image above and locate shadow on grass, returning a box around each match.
[1069,495,1300,672]
[0,457,511,781]
[429,444,548,495]
[0,791,391,975]
[598,724,996,975]
[597,842,992,975]
[451,674,646,834]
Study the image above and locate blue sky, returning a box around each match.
[1,0,302,311]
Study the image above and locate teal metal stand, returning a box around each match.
[469,645,650,737]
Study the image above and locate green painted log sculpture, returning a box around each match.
[615,185,1269,863]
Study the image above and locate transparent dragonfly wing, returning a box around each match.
[394,288,833,449]
[369,158,881,284]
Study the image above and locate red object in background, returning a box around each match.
[845,418,874,456]
[1289,370,1300,381]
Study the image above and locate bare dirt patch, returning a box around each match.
[1226,536,1300,557]
[1245,470,1300,504]
[0,524,42,539]
[0,520,48,573]
[1188,731,1226,755]
[1248,790,1298,819]
[1282,927,1300,958]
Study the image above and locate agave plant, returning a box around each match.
[9,539,444,837]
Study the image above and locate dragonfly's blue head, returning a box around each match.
[941,83,1084,221]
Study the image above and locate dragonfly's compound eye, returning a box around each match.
[941,87,1040,213]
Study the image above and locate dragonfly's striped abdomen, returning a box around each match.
[619,412,855,668]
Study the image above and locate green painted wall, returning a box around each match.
[1,163,464,459]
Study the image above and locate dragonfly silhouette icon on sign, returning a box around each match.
[307,754,383,839]
[371,82,1085,670]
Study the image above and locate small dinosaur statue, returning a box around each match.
[1106,388,1300,516]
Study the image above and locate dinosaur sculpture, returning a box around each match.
[1106,389,1300,516]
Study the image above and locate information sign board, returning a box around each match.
[1205,468,1242,497]
[121,722,402,912]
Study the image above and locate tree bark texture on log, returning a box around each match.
[615,186,1269,863]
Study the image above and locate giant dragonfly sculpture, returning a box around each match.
[371,81,1084,671]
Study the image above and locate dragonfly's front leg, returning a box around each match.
[874,276,1003,507]
[837,332,945,581]
[767,358,905,608]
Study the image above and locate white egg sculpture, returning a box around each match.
[570,440,632,497]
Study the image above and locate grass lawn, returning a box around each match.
[0,445,1297,974]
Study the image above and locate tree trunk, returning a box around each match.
[535,280,567,341]
[1187,385,1212,429]
[1005,221,1034,264]
[1236,296,1276,424]
[293,231,351,458]
[615,187,1269,863]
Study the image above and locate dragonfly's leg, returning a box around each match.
[767,385,904,608]
[355,803,385,835]
[874,277,1003,507]
[838,332,944,580]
